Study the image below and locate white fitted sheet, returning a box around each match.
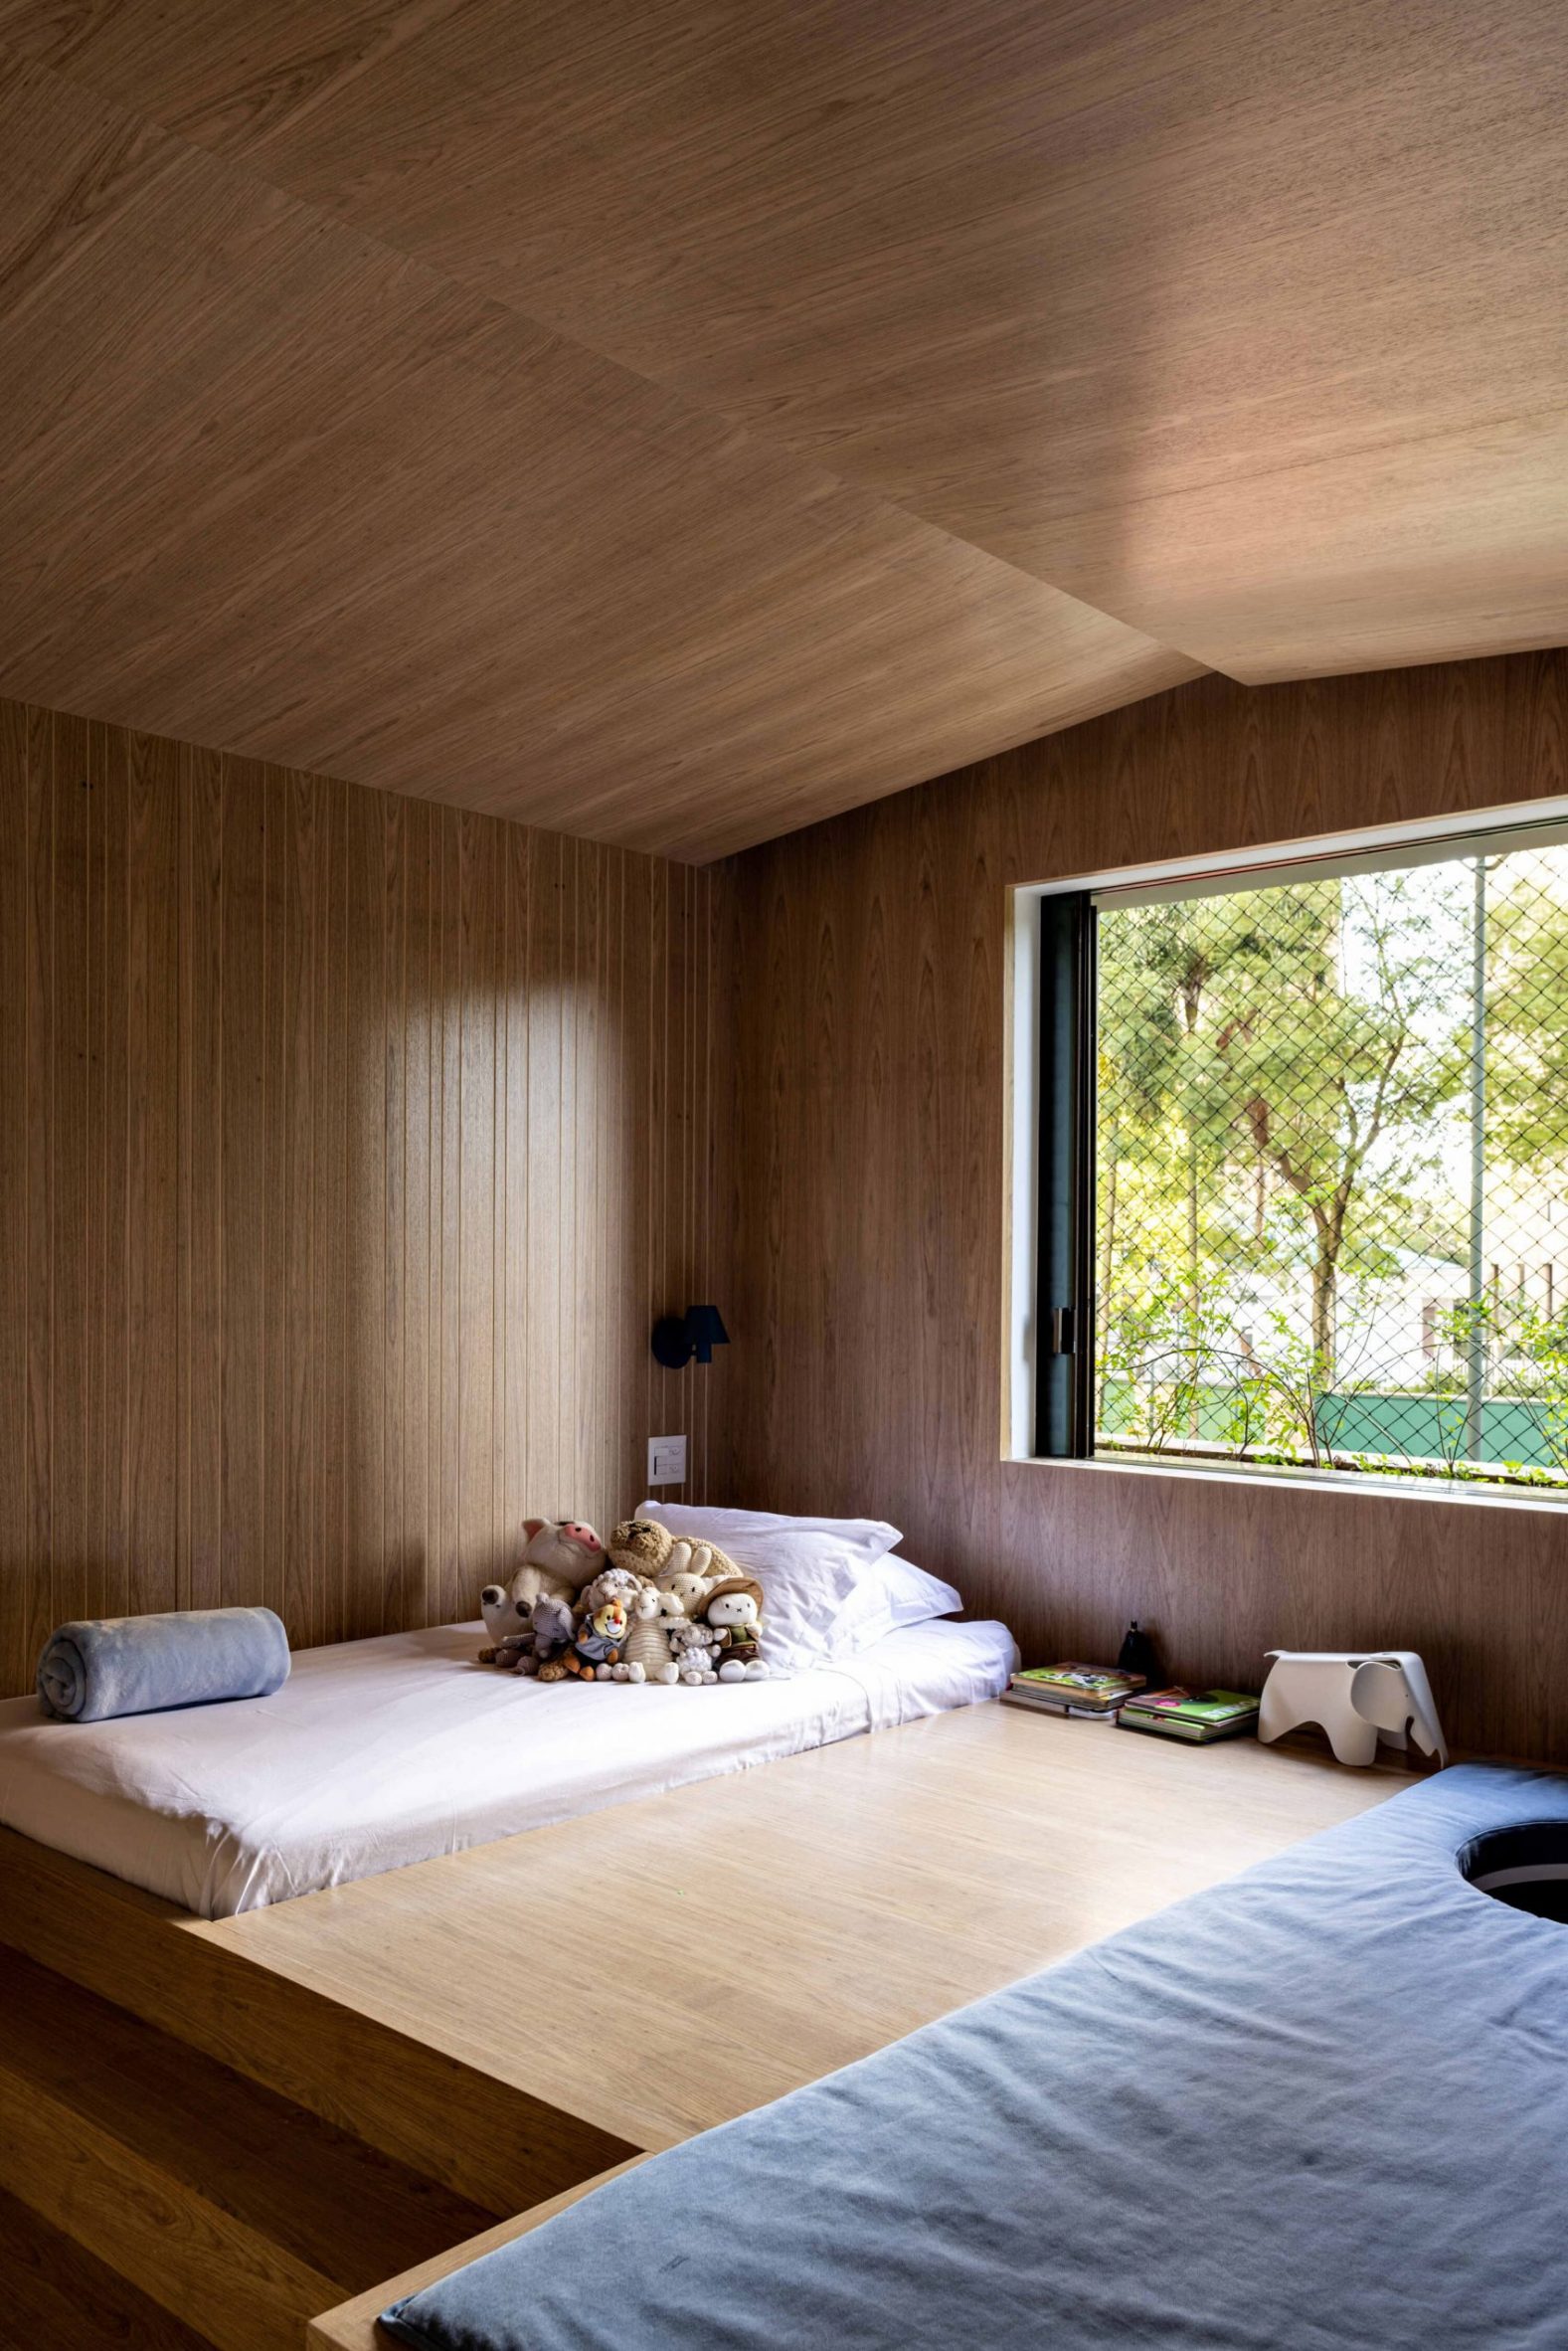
[0,1615,1016,1917]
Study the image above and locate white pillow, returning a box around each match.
[636,1502,901,1673]
[828,1556,962,1658]
[638,1502,900,1562]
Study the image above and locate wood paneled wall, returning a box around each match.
[716,650,1568,1760]
[0,697,723,1698]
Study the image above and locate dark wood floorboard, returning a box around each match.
[0,2185,215,2351]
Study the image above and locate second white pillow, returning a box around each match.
[636,1501,901,1673]
[828,1556,962,1658]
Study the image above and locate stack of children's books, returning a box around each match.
[1001,1662,1145,1719]
[1116,1687,1261,1743]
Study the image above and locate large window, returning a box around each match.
[1025,814,1568,1496]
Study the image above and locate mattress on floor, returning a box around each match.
[382,1762,1568,2351]
[0,1614,1014,1917]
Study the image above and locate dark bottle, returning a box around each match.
[1118,1619,1162,1688]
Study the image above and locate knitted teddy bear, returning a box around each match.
[479,1519,604,1663]
[608,1518,745,1596]
[703,1575,771,1681]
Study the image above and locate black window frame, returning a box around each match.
[1033,891,1097,1459]
[1029,807,1568,1493]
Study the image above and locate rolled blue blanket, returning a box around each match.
[36,1606,290,1723]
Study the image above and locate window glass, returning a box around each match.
[1092,838,1568,1493]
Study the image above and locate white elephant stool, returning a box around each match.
[1258,1651,1448,1769]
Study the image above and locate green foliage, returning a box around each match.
[1090,856,1568,1484]
[1496,1306,1568,1477]
[1485,880,1568,1181]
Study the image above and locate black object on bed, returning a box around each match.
[382,1763,1568,2350]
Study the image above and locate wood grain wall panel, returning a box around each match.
[180,736,224,1620]
[717,649,1568,1762]
[283,762,320,1647]
[0,701,25,1690]
[220,755,265,1620]
[22,706,53,1672]
[0,694,722,1699]
[125,721,180,1628]
[50,709,88,1633]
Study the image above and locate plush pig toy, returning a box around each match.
[479,1518,603,1663]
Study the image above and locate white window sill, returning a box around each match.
[1006,1446,1568,1514]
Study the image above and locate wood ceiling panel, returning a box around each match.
[0,43,1195,861]
[12,0,1563,686]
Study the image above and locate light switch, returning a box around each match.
[647,1435,688,1488]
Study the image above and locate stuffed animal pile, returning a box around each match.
[477,1517,772,1686]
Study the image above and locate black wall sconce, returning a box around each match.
[652,1304,730,1369]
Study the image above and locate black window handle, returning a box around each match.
[1050,1306,1076,1356]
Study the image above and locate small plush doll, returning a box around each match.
[497,1592,575,1676]
[661,1568,717,1622]
[539,1565,646,1682]
[479,1519,604,1663]
[573,1588,632,1680]
[703,1575,771,1681]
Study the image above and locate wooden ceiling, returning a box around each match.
[0,2,1563,858]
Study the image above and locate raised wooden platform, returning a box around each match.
[0,1704,1403,2347]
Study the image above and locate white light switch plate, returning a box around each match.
[647,1435,688,1488]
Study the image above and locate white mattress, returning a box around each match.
[0,1615,1015,1917]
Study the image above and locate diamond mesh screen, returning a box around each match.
[1093,840,1568,1490]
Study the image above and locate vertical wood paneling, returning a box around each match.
[0,696,721,1697]
[261,763,289,1631]
[395,796,428,1637]
[457,808,497,1591]
[500,817,530,1574]
[0,703,27,1687]
[220,756,265,1617]
[524,830,563,1522]
[343,781,384,1639]
[52,710,89,1633]
[24,705,53,1673]
[125,725,180,1626]
[97,720,129,1626]
[180,738,224,1617]
[315,776,349,1650]
[382,793,408,1630]
[435,806,462,1628]
[283,764,319,1645]
[719,649,1568,1763]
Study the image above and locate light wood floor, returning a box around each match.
[301,1706,1404,2347]
[1,1703,1406,2349]
[217,1702,1403,2159]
